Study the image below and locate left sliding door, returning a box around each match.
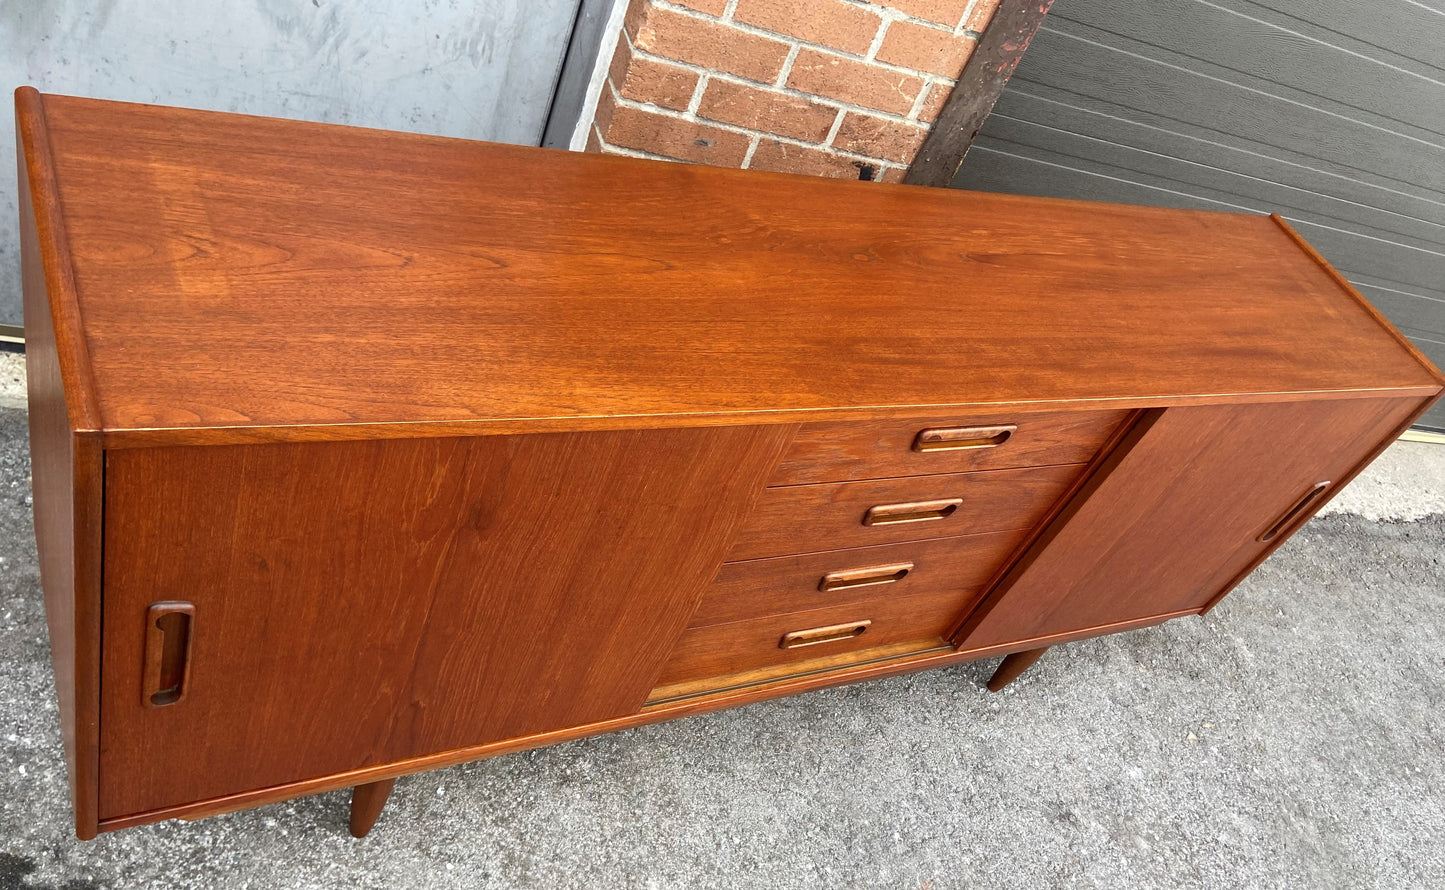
[97,426,791,820]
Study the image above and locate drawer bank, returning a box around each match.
[17,88,1443,839]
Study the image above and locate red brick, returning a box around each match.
[832,111,929,164]
[586,125,604,153]
[878,166,908,183]
[876,20,976,77]
[610,37,700,111]
[623,0,651,42]
[631,4,791,84]
[697,79,837,142]
[966,0,1004,32]
[885,0,973,28]
[786,48,924,116]
[734,0,882,56]
[917,80,954,123]
[597,90,752,166]
[595,82,620,133]
[673,0,729,15]
[749,139,879,179]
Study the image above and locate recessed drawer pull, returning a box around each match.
[862,498,962,526]
[142,601,196,708]
[1258,480,1331,543]
[818,562,914,592]
[779,620,872,649]
[913,424,1017,452]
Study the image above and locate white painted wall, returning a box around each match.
[1,0,580,322]
[569,0,627,150]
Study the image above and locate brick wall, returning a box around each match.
[586,0,1002,182]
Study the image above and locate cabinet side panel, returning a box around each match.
[957,397,1425,651]
[18,106,102,839]
[98,426,793,820]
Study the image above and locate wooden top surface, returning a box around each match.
[24,91,1443,443]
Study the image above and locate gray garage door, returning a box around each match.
[1,0,582,324]
[954,0,1445,431]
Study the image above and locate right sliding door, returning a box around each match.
[957,396,1428,651]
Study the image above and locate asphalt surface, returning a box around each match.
[1,400,1442,889]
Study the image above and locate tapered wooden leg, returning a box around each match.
[986,647,1050,691]
[349,778,396,838]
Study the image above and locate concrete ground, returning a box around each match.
[1,353,1443,889]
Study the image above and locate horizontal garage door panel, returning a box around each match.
[971,129,1445,295]
[1245,0,1445,70]
[1079,0,1445,139]
[1353,282,1445,340]
[1012,22,1445,195]
[957,0,1445,429]
[985,92,1445,236]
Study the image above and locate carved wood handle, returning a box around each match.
[779,620,872,649]
[1258,481,1331,543]
[862,498,962,526]
[818,563,914,592]
[142,601,195,708]
[913,424,1016,452]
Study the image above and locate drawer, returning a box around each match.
[770,409,1130,485]
[657,586,974,688]
[729,463,1083,561]
[696,531,1025,628]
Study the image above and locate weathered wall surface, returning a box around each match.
[583,0,1001,182]
[1,0,579,323]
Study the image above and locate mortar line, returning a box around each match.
[629,44,933,127]
[610,89,907,166]
[651,0,958,77]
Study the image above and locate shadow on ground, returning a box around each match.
[1,407,1442,889]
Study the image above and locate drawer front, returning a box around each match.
[696,531,1025,628]
[729,463,1083,561]
[658,587,974,687]
[770,409,1130,485]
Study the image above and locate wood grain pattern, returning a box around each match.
[770,408,1127,485]
[17,87,104,840]
[950,0,1445,428]
[104,603,1207,836]
[698,531,1024,627]
[1270,215,1445,388]
[99,636,983,832]
[729,463,1083,560]
[657,587,973,687]
[20,90,1445,840]
[30,92,1441,446]
[957,397,1426,650]
[646,640,954,705]
[97,425,793,819]
[16,89,102,432]
[1200,389,1443,613]
[941,407,1147,640]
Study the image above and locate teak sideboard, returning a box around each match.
[18,88,1443,840]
